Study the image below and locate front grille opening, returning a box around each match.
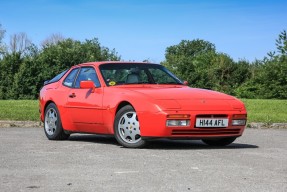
[171,128,241,136]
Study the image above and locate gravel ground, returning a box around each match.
[0,128,286,192]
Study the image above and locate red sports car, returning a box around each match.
[39,61,247,148]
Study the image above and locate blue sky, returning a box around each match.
[1,0,286,62]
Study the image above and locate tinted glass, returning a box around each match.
[99,63,183,86]
[74,67,101,88]
[45,69,68,85]
[63,68,79,87]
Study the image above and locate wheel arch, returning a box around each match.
[43,100,71,132]
[115,101,134,115]
[106,101,134,134]
[42,100,59,123]
[44,100,56,113]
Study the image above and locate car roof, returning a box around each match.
[74,61,158,68]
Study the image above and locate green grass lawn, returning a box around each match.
[0,99,286,123]
[242,99,287,123]
[0,100,39,121]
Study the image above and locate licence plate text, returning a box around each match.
[196,118,228,127]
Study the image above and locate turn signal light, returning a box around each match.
[232,114,247,126]
[167,114,190,119]
[232,114,247,119]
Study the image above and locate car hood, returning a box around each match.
[122,86,245,111]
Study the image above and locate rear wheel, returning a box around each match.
[114,105,146,148]
[202,137,236,146]
[44,103,70,140]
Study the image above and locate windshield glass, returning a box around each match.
[99,63,183,86]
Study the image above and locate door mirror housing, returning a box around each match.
[80,81,95,93]
[183,81,188,85]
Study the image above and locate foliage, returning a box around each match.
[162,31,287,99]
[235,31,287,99]
[0,53,23,99]
[0,24,6,55]
[0,36,120,99]
[0,22,286,99]
[162,39,251,95]
[276,30,287,55]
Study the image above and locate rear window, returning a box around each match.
[44,70,68,85]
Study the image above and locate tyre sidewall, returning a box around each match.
[44,103,64,140]
[114,105,146,148]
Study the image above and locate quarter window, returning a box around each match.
[63,68,79,87]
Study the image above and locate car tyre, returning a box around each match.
[44,103,70,140]
[114,105,146,148]
[202,137,236,146]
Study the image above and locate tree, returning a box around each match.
[10,44,41,99]
[162,39,216,84]
[38,38,120,82]
[276,30,287,55]
[30,38,120,97]
[41,33,65,47]
[258,30,287,99]
[165,39,216,57]
[235,30,287,99]
[0,24,6,55]
[0,35,121,99]
[162,39,254,96]
[9,32,31,56]
[0,52,23,99]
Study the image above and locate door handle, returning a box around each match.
[69,93,76,98]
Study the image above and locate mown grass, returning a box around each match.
[242,99,287,123]
[0,99,286,123]
[0,100,39,121]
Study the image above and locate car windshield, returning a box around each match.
[99,63,183,86]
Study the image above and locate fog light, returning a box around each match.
[232,119,246,126]
[166,120,190,127]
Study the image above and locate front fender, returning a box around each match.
[102,87,161,134]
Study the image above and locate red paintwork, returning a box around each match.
[80,81,95,92]
[39,61,247,139]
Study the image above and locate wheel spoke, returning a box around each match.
[124,129,132,139]
[121,116,130,129]
[118,111,141,144]
[129,129,138,141]
[134,126,140,135]
[45,108,58,136]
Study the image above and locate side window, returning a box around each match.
[63,68,79,87]
[74,67,101,88]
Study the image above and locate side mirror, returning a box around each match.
[183,81,188,85]
[80,81,95,93]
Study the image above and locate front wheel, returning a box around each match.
[114,105,146,148]
[44,103,70,140]
[202,137,237,146]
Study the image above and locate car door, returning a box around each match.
[65,66,104,132]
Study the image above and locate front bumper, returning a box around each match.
[137,110,246,139]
